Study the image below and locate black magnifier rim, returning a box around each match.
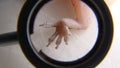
[18,0,113,68]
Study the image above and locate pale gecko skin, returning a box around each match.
[41,0,88,49]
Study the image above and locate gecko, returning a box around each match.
[40,0,89,49]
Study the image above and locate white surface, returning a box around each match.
[97,0,120,68]
[0,0,120,68]
[0,0,34,68]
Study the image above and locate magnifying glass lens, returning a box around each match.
[29,0,98,62]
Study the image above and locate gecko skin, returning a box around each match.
[42,0,88,49]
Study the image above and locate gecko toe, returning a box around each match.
[55,36,62,49]
[64,36,68,45]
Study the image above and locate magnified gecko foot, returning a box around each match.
[42,0,89,49]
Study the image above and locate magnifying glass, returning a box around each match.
[0,0,113,68]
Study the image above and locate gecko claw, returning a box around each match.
[46,42,51,47]
[55,46,58,49]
